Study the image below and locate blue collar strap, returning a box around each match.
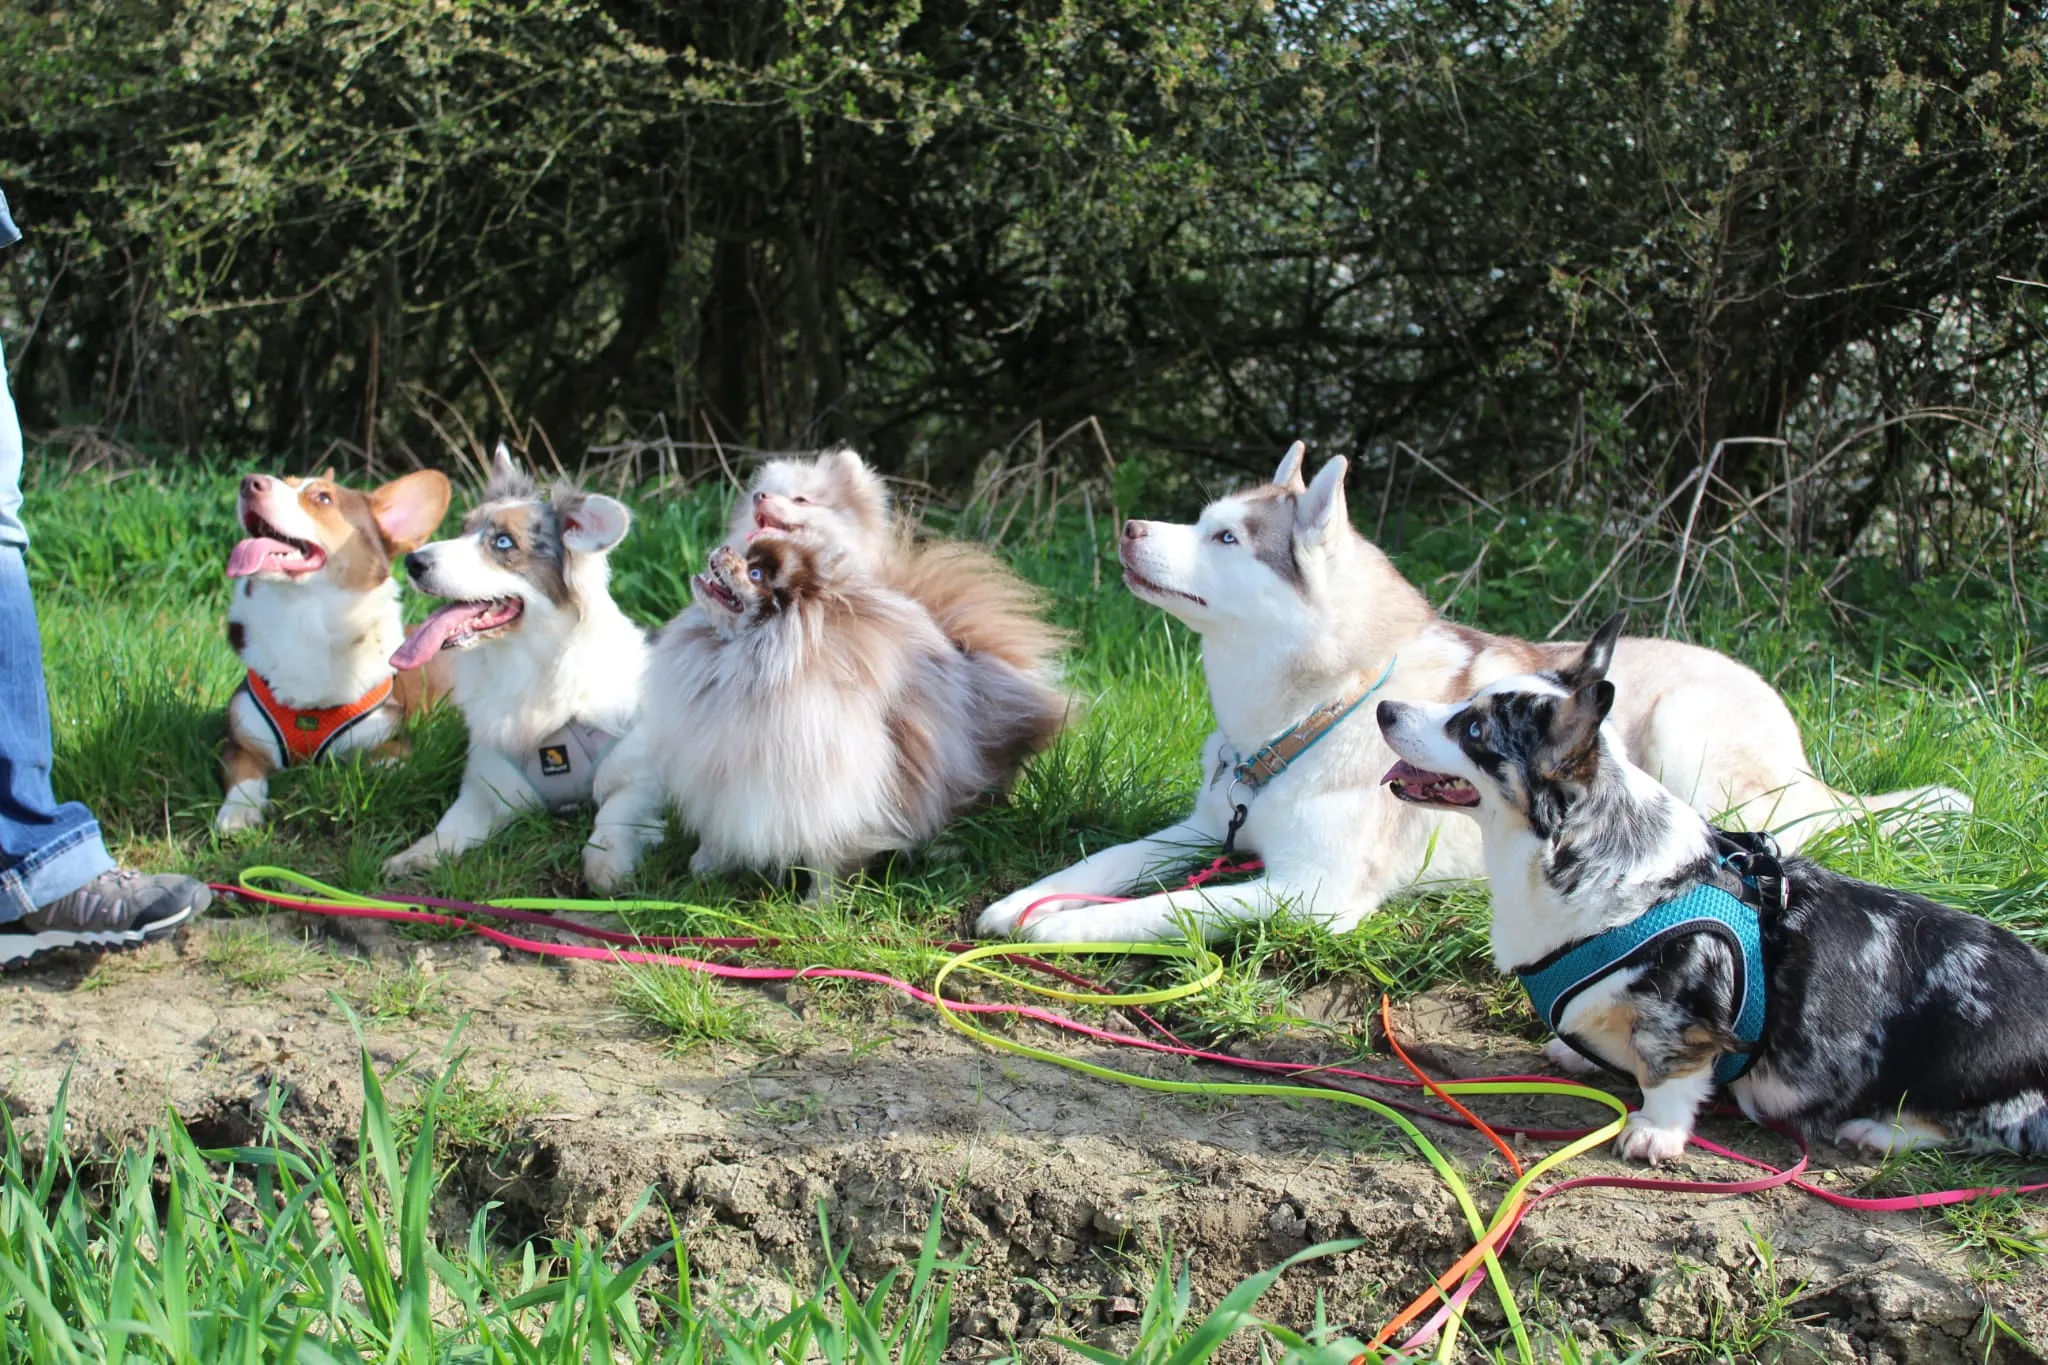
[1517,881,1768,1087]
[1231,656,1397,794]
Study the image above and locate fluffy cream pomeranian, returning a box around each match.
[583,457,1070,895]
[733,447,1067,678]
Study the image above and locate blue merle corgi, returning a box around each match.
[1373,614,2048,1165]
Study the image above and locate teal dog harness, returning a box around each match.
[1517,834,1779,1087]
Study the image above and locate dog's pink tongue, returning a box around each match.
[391,602,491,671]
[1381,760,1432,786]
[225,537,296,579]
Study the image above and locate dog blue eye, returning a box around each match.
[1215,530,1237,545]
[492,533,514,551]
[1468,720,1482,739]
[749,567,764,582]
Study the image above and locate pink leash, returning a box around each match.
[213,869,2048,1354]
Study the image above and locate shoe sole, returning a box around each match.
[0,889,209,970]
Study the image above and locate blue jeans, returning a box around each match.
[0,337,115,921]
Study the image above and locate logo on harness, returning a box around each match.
[538,744,571,776]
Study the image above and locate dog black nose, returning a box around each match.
[1123,520,1146,541]
[403,551,427,580]
[1375,700,1399,731]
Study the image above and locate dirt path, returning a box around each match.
[4,915,2042,1363]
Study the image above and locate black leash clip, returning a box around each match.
[1222,802,1249,857]
[1713,829,1788,914]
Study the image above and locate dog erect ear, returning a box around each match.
[1295,456,1350,548]
[821,447,890,533]
[557,491,631,555]
[367,470,453,555]
[485,441,535,501]
[1272,440,1308,491]
[1538,680,1616,784]
[1556,612,1626,690]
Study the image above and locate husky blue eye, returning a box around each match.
[1215,529,1237,545]
[749,567,764,582]
[492,533,514,551]
[1468,719,1482,739]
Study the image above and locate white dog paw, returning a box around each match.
[1543,1037,1604,1077]
[977,889,1094,938]
[1834,1117,1947,1156]
[582,843,637,894]
[1616,1116,1691,1165]
[214,803,267,836]
[382,845,436,879]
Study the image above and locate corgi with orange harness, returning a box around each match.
[216,468,453,833]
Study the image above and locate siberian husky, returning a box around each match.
[1377,618,2048,1163]
[217,468,452,833]
[383,445,647,876]
[977,444,1968,942]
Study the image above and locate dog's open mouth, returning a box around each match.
[750,507,800,539]
[226,511,327,579]
[1122,567,1207,608]
[389,598,524,670]
[1381,760,1481,808]
[695,572,743,613]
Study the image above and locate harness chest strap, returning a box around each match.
[243,670,395,767]
[518,721,622,812]
[1516,880,1770,1087]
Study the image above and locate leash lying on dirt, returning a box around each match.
[213,866,2048,1363]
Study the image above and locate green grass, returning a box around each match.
[15,457,2048,1355]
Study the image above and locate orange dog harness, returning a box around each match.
[242,670,394,766]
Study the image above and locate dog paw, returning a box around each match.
[687,846,733,878]
[1616,1116,1691,1165]
[1543,1038,1604,1077]
[583,843,637,894]
[382,845,434,879]
[1834,1117,1947,1156]
[214,803,267,836]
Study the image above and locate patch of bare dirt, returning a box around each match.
[4,916,2043,1363]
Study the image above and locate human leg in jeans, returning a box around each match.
[0,192,208,963]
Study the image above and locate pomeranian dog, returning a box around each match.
[731,446,1066,677]
[383,444,648,876]
[1376,615,2048,1164]
[584,528,1066,896]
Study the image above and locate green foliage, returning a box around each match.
[1,0,2041,580]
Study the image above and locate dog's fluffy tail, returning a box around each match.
[1758,777,1973,851]
[888,537,1070,682]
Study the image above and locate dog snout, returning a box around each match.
[753,490,768,506]
[1375,700,1402,732]
[1123,520,1147,541]
[403,550,430,582]
[241,474,272,499]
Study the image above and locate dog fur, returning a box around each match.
[383,444,646,876]
[583,448,1069,892]
[730,448,1067,679]
[584,526,1066,895]
[217,468,452,833]
[977,443,1968,943]
[1376,617,2048,1163]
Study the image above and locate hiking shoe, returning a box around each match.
[5,869,210,967]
